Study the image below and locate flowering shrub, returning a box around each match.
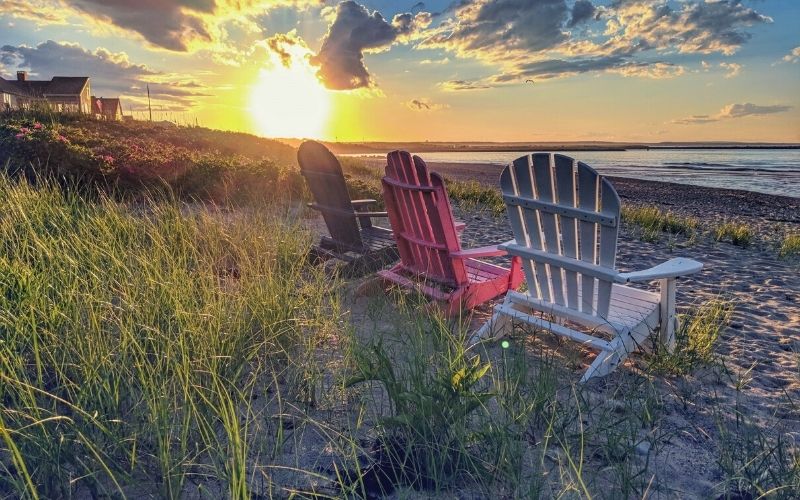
[0,113,304,204]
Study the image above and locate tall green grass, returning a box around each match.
[0,177,339,498]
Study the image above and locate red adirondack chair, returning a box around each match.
[378,151,523,315]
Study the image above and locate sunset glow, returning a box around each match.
[249,57,330,139]
[1,1,797,141]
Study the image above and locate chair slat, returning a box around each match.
[596,176,621,317]
[554,154,579,309]
[500,166,538,298]
[577,164,598,313]
[533,153,565,306]
[512,155,551,302]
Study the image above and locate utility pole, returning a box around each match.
[147,84,152,122]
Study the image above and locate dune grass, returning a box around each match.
[622,205,699,242]
[649,299,734,375]
[445,179,506,215]
[715,221,754,248]
[779,233,800,258]
[0,177,339,498]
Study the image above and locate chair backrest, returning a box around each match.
[297,140,362,250]
[500,153,620,318]
[382,151,468,286]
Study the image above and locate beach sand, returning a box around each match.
[300,160,799,497]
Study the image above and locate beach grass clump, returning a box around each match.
[622,205,698,240]
[445,180,505,215]
[649,299,734,375]
[779,233,800,258]
[715,404,800,499]
[339,156,381,178]
[714,221,754,248]
[0,177,339,498]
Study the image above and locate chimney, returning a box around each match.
[16,71,27,82]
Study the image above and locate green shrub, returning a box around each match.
[0,112,301,204]
[715,222,754,248]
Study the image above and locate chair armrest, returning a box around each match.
[451,245,508,258]
[454,221,466,232]
[353,211,389,217]
[617,258,703,283]
[351,199,377,207]
[307,202,386,218]
[497,239,518,250]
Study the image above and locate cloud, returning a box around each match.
[405,98,448,111]
[673,102,792,124]
[4,1,321,52]
[421,0,570,61]
[61,0,217,52]
[311,1,432,90]
[0,0,69,24]
[782,46,800,63]
[720,61,741,78]
[490,57,683,82]
[419,57,449,65]
[264,31,304,68]
[719,103,791,118]
[418,0,769,85]
[568,0,596,28]
[0,40,209,108]
[438,79,492,91]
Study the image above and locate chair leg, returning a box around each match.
[468,304,512,346]
[580,330,637,382]
[659,278,677,352]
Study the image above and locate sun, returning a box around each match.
[250,51,330,139]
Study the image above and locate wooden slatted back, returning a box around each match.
[297,140,363,250]
[501,153,620,318]
[382,151,468,286]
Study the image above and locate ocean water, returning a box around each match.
[353,149,800,198]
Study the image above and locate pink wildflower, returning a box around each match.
[19,127,30,134]
[15,133,24,139]
[102,155,115,164]
[33,122,43,130]
[57,135,69,143]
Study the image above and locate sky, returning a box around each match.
[1,0,798,143]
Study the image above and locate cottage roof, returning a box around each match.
[0,75,89,97]
[45,77,90,95]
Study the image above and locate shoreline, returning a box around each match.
[362,158,800,226]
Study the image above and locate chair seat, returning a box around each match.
[597,283,660,331]
[360,226,395,252]
[508,282,660,334]
[465,259,510,283]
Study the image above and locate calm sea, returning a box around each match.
[352,148,800,198]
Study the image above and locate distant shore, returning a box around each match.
[322,142,800,155]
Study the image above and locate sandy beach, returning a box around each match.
[306,159,800,496]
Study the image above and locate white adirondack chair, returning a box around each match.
[471,153,703,382]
